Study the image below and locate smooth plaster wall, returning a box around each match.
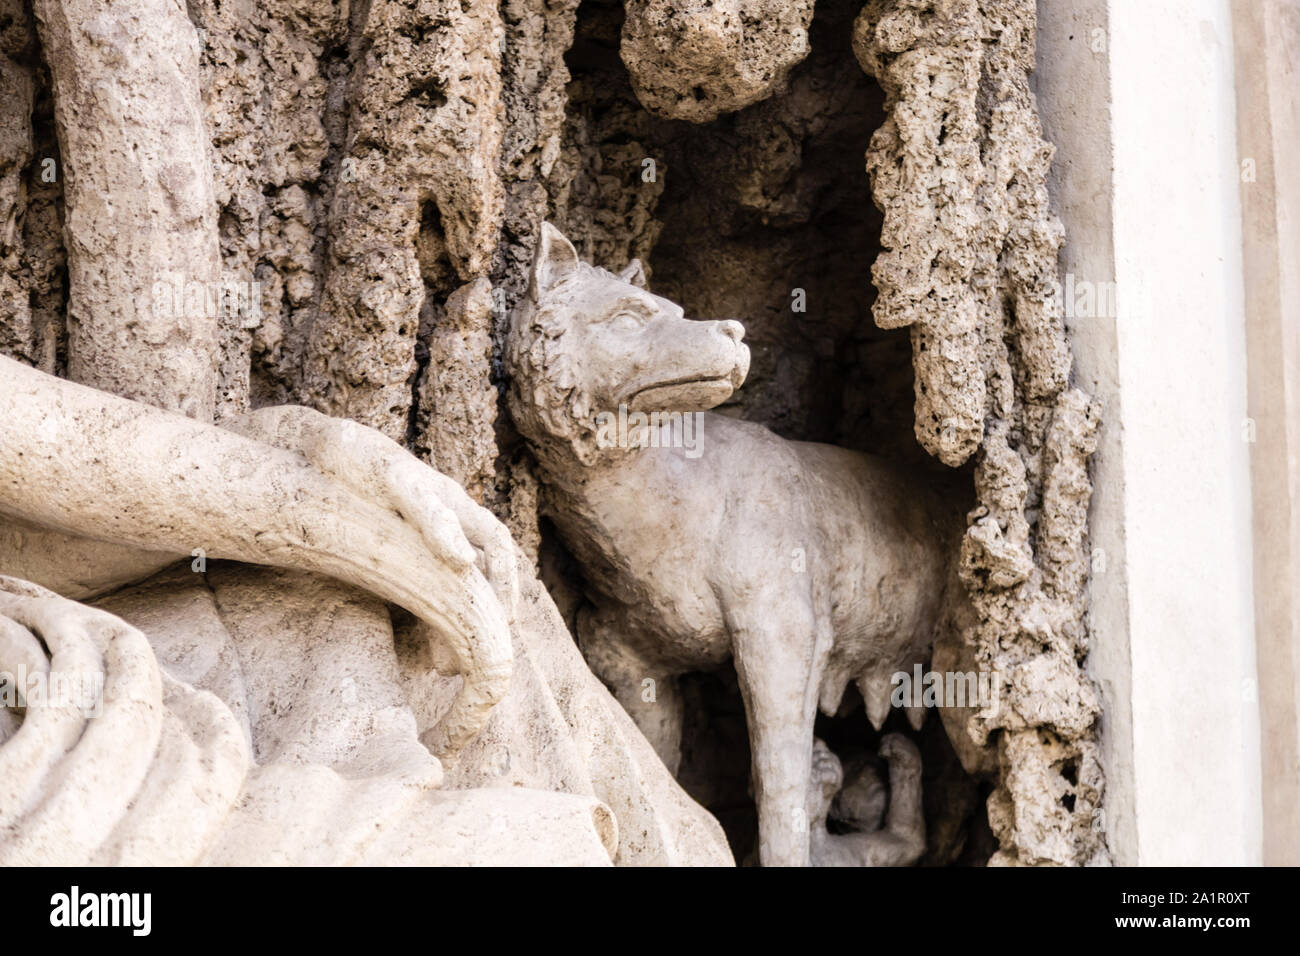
[1037,0,1262,864]
[1109,0,1260,865]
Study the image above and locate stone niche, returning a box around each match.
[544,0,993,865]
[0,0,1106,867]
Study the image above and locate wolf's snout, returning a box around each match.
[717,319,750,389]
[717,320,745,343]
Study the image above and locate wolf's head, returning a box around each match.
[507,224,750,465]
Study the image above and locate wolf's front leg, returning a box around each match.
[578,604,684,775]
[730,603,823,867]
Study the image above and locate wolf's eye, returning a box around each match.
[604,311,644,331]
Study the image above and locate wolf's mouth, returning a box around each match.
[627,375,738,412]
[624,338,750,411]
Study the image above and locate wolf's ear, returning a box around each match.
[532,223,579,295]
[617,259,648,289]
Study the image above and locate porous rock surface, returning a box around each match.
[620,0,816,123]
[0,0,1106,867]
[0,0,732,866]
[856,0,1106,866]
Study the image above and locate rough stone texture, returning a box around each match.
[299,0,505,439]
[0,0,1103,867]
[34,0,222,420]
[0,1,51,372]
[415,277,499,503]
[165,0,520,442]
[620,0,816,123]
[856,0,1106,866]
[183,0,338,420]
[195,0,580,533]
[552,0,927,466]
[186,0,338,422]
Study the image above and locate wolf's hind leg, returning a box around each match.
[577,605,684,775]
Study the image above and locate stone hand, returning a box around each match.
[806,738,844,828]
[228,405,520,624]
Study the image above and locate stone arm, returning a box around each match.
[0,516,191,602]
[0,356,512,760]
[0,405,519,616]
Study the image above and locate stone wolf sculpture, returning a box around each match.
[507,224,963,866]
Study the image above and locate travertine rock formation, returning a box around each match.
[0,0,1103,867]
[620,0,816,122]
[0,0,63,376]
[0,0,733,866]
[415,277,499,503]
[300,0,506,439]
[855,0,1106,866]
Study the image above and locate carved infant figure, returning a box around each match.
[808,735,925,867]
[507,224,962,866]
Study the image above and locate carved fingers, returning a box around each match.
[806,738,843,827]
[371,452,478,573]
[229,405,519,621]
[319,417,519,622]
[418,470,521,626]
